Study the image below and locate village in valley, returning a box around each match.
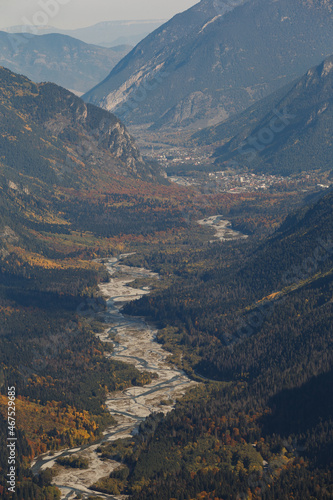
[140,143,332,194]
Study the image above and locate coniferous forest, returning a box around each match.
[1,1,333,498]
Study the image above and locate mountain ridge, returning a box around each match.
[0,66,155,185]
[83,0,333,129]
[3,19,166,48]
[0,31,131,94]
[194,54,333,175]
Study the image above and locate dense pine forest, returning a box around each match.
[119,189,333,499]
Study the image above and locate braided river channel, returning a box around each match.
[31,255,197,499]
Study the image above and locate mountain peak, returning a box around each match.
[0,67,156,184]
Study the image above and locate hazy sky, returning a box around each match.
[0,0,199,30]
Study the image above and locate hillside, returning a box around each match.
[0,66,155,184]
[92,181,333,498]
[0,31,131,93]
[83,0,333,129]
[0,67,196,262]
[194,54,333,175]
[126,186,333,381]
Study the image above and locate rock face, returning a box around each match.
[83,0,333,130]
[195,54,333,175]
[0,67,154,183]
[0,31,131,93]
[37,83,146,173]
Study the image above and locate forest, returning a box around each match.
[117,189,333,499]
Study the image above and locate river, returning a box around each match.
[197,215,248,241]
[31,255,197,499]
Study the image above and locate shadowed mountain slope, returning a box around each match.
[194,54,333,175]
[84,0,333,130]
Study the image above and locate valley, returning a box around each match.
[32,255,197,499]
[1,1,333,499]
[130,126,333,194]
[167,165,332,195]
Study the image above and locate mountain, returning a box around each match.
[0,31,131,94]
[1,61,333,499]
[4,20,166,48]
[195,54,333,175]
[83,0,333,130]
[0,66,154,185]
[0,66,188,253]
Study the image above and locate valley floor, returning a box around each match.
[31,255,197,499]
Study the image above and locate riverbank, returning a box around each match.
[31,255,197,499]
[197,215,248,241]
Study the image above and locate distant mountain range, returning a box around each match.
[0,31,131,94]
[83,0,333,130]
[193,54,333,175]
[3,19,166,48]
